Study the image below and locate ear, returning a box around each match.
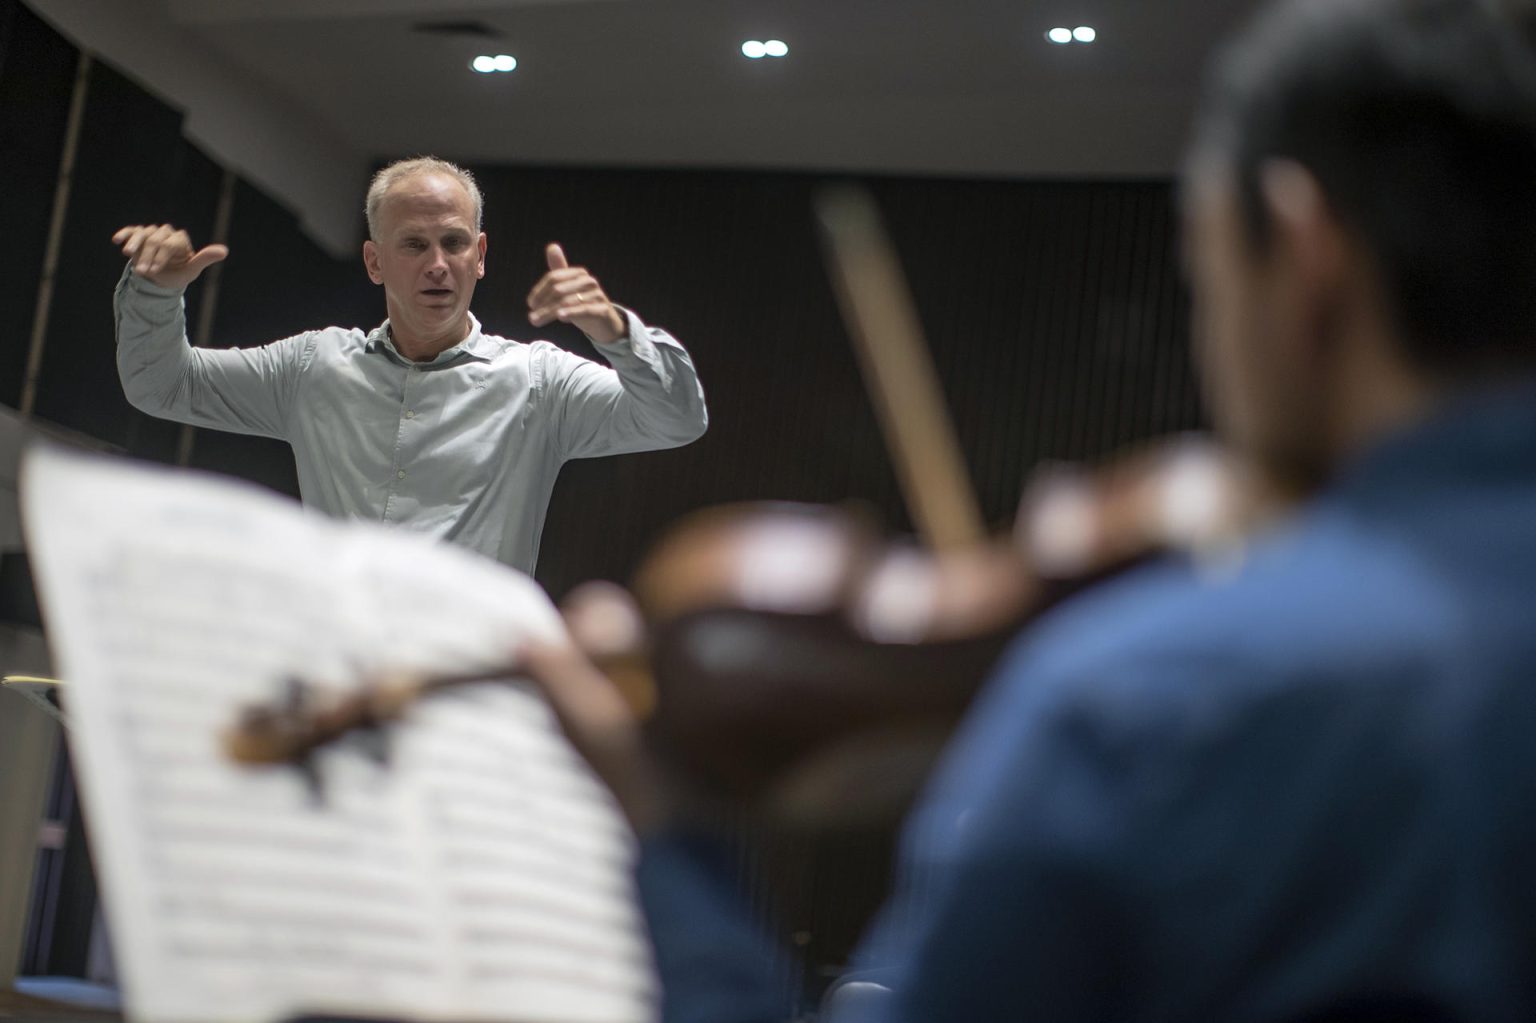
[476,232,487,279]
[1258,160,1349,299]
[1259,160,1355,363]
[363,239,384,285]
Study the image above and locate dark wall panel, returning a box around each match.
[0,0,76,409]
[30,61,221,450]
[463,166,1202,599]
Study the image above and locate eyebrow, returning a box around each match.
[397,228,473,242]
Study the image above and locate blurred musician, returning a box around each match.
[522,0,1536,1019]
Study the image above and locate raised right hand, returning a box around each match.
[112,224,228,291]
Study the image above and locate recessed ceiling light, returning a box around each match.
[1047,27,1073,44]
[742,39,788,59]
[471,53,517,73]
[1073,26,1097,43]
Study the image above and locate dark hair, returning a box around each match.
[1192,0,1536,373]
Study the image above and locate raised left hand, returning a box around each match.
[526,242,627,344]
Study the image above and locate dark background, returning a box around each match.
[1,0,1202,601]
[1,0,1205,1001]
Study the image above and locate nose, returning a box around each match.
[425,246,450,277]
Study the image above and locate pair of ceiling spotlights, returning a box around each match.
[1048,26,1098,44]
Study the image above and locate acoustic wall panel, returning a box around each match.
[0,0,76,410]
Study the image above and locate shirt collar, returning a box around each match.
[364,312,498,366]
[1331,374,1536,508]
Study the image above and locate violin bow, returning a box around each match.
[814,187,988,551]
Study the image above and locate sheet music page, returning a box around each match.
[20,446,656,1023]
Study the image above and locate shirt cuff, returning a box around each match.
[587,304,644,351]
[117,263,187,300]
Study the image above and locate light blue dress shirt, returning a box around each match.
[114,268,708,574]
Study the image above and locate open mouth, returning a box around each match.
[421,288,452,298]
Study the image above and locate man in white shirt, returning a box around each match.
[112,157,708,574]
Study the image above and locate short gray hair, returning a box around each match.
[365,156,483,240]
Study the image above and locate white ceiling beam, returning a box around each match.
[161,0,622,25]
[25,0,369,257]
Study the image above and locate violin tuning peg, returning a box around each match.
[298,753,328,808]
[354,723,394,768]
[283,674,314,712]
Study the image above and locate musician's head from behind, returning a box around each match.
[1183,0,1536,496]
[362,156,488,354]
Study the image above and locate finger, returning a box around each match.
[137,225,176,270]
[517,638,666,832]
[530,291,607,326]
[551,277,600,300]
[112,225,142,246]
[530,278,598,313]
[150,229,190,274]
[545,242,568,272]
[526,268,591,309]
[134,228,169,274]
[561,581,646,659]
[119,226,154,258]
[555,301,615,325]
[517,640,635,745]
[528,301,594,326]
[186,244,229,274]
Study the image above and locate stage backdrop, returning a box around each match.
[471,165,1202,598]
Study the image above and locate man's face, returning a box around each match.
[363,172,487,349]
[1184,163,1326,494]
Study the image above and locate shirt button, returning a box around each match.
[397,470,407,480]
[404,410,415,419]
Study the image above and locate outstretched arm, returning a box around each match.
[525,243,709,460]
[112,224,311,439]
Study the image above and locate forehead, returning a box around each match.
[376,172,475,233]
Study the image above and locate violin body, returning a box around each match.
[602,437,1263,820]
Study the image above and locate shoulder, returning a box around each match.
[466,326,527,362]
[523,338,591,362]
[1004,501,1456,721]
[265,328,342,378]
[520,338,608,384]
[919,504,1460,841]
[283,325,366,350]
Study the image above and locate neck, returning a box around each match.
[1323,322,1443,472]
[1254,314,1445,503]
[389,314,472,363]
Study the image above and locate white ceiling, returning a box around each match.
[26,0,1265,253]
[153,0,1264,179]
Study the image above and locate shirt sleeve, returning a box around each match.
[536,307,709,462]
[114,265,314,441]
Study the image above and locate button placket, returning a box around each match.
[393,364,421,485]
